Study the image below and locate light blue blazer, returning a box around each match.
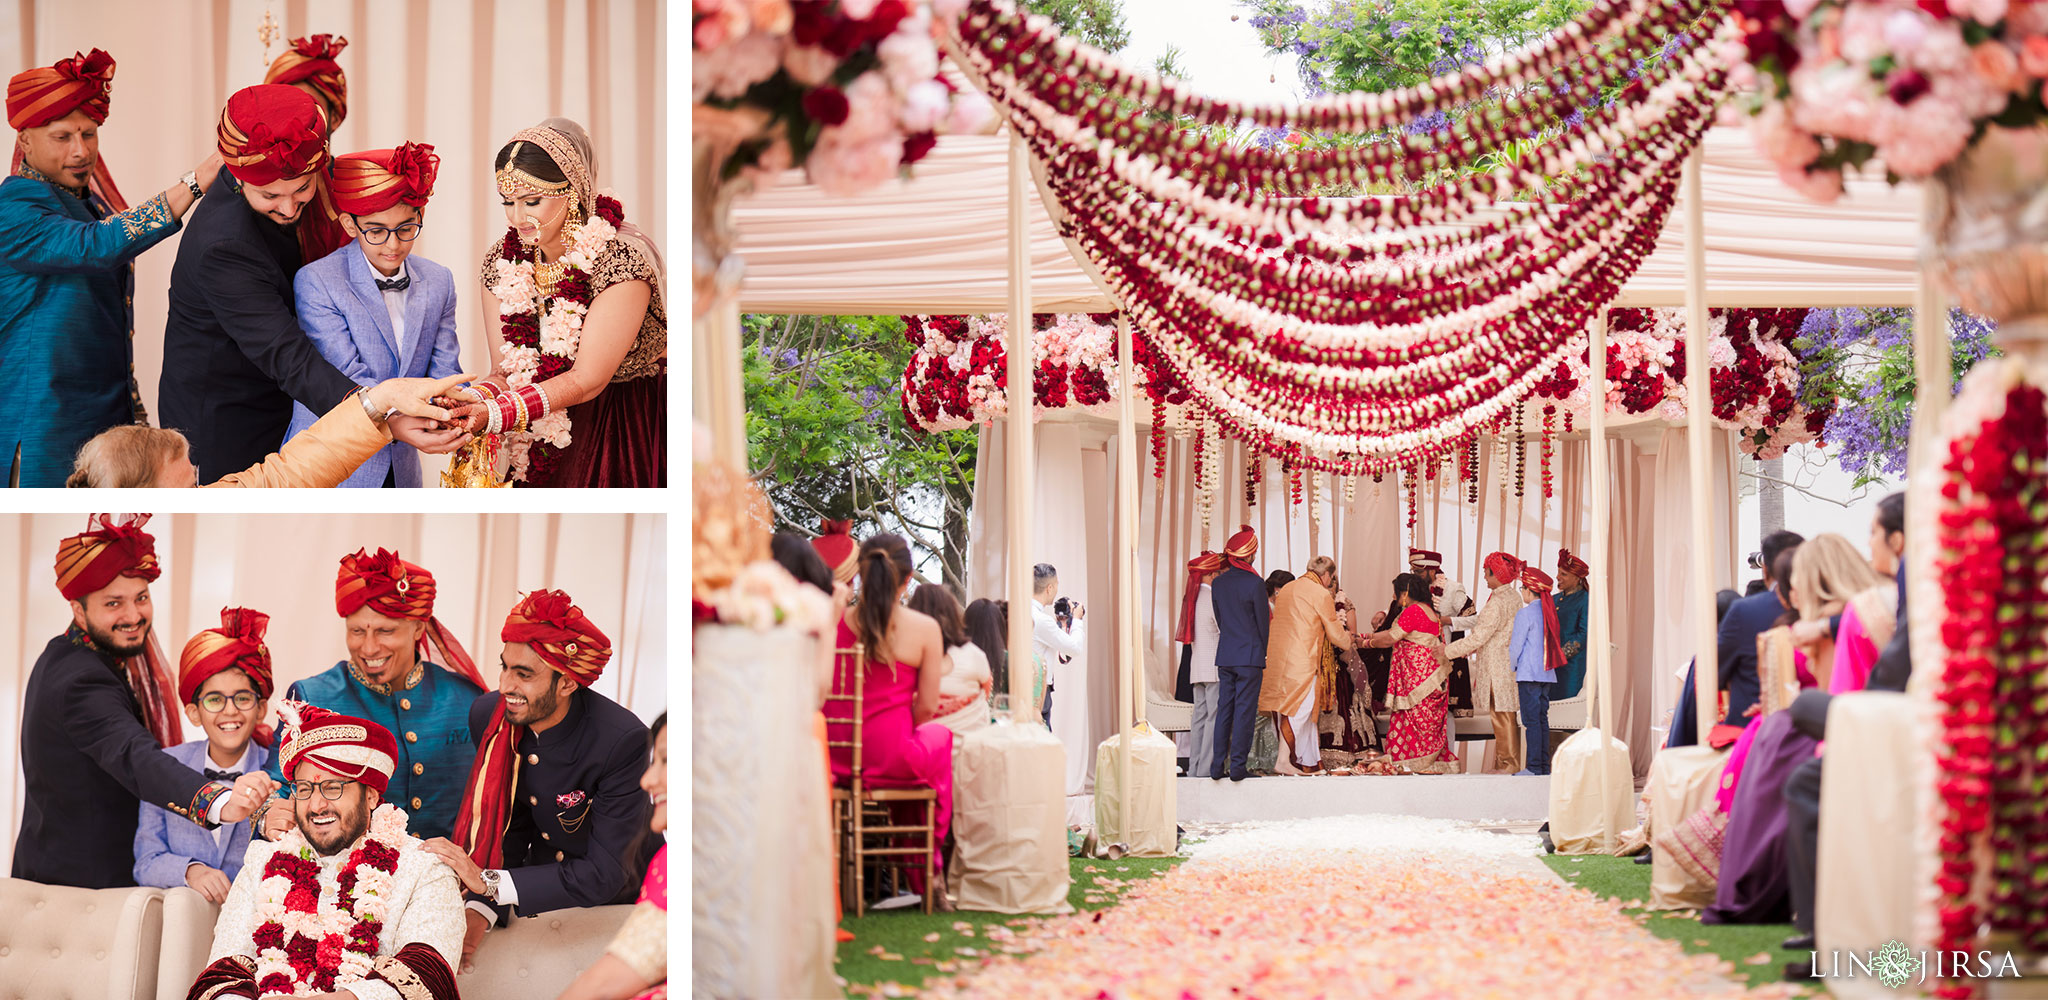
[282,245,463,487]
[133,739,271,887]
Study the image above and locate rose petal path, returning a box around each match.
[913,815,1810,1000]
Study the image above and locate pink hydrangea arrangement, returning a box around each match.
[1722,0,2048,201]
[694,0,992,196]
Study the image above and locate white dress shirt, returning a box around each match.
[1031,598,1085,690]
[365,246,412,362]
[1190,583,1221,685]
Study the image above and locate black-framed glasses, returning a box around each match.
[289,778,361,800]
[351,216,423,244]
[196,691,259,712]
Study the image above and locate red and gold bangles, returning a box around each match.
[484,383,551,434]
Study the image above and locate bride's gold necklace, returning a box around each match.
[534,244,568,298]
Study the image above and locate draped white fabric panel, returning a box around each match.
[733,127,1923,314]
[0,512,666,864]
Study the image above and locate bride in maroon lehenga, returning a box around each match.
[1363,574,1460,774]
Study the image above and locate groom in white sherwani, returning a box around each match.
[190,703,464,1000]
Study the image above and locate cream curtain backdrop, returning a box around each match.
[0,511,667,865]
[0,0,666,484]
[968,415,1739,786]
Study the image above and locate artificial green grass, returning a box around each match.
[835,855,1184,993]
[1543,854,1825,994]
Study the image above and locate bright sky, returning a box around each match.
[1119,0,1303,107]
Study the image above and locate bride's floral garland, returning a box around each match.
[252,804,412,996]
[489,194,625,482]
[1929,358,2048,998]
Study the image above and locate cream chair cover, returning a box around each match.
[692,625,839,999]
[460,905,637,998]
[156,886,218,1000]
[1547,727,1635,855]
[1092,721,1178,857]
[1645,744,1731,910]
[949,721,1073,914]
[0,878,162,1000]
[1816,691,1929,999]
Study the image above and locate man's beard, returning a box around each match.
[85,617,150,657]
[508,682,561,725]
[302,803,371,856]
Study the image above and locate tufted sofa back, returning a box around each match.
[456,905,635,997]
[0,878,163,1000]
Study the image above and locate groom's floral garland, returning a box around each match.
[489,193,626,482]
[252,803,413,995]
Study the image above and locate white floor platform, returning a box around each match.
[1175,773,1551,823]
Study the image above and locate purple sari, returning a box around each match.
[1701,710,1817,924]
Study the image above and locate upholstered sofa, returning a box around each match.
[0,877,635,1000]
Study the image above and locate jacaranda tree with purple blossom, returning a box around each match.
[1799,307,2000,487]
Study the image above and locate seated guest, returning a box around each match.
[557,713,668,1000]
[15,514,274,889]
[422,589,652,973]
[1174,552,1225,775]
[1796,519,1899,695]
[772,532,844,703]
[1686,530,1805,743]
[66,372,477,487]
[809,520,860,589]
[282,142,462,487]
[265,549,487,843]
[964,598,1009,698]
[1704,536,1887,926]
[908,583,994,739]
[820,535,953,885]
[1507,566,1564,775]
[192,703,464,1000]
[1782,534,1889,692]
[134,609,276,901]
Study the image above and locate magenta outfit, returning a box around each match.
[1827,603,1883,696]
[826,619,954,867]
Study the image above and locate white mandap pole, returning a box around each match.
[1588,307,1618,847]
[1682,152,1719,740]
[1006,134,1036,723]
[1116,314,1139,843]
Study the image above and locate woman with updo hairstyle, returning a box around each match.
[452,118,667,487]
[824,534,954,894]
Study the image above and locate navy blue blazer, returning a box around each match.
[466,688,652,919]
[1210,566,1269,669]
[1716,589,1788,724]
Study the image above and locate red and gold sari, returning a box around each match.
[1385,603,1458,772]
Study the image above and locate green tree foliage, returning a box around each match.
[1022,0,1131,53]
[744,314,979,592]
[1241,0,1588,97]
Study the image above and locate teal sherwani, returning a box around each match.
[267,658,485,841]
[0,166,179,486]
[1550,588,1590,699]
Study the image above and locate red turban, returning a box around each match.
[263,34,348,128]
[1482,551,1523,586]
[55,512,159,600]
[276,701,398,794]
[334,548,485,689]
[1224,525,1258,573]
[1407,548,1443,569]
[331,142,437,216]
[178,607,274,703]
[1520,567,1566,675]
[53,513,179,747]
[457,589,614,868]
[217,84,328,186]
[1558,548,1589,581]
[8,48,113,129]
[1175,551,1226,645]
[811,521,858,586]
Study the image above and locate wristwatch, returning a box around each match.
[180,170,203,199]
[480,868,503,902]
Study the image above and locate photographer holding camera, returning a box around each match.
[1031,563,1089,795]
